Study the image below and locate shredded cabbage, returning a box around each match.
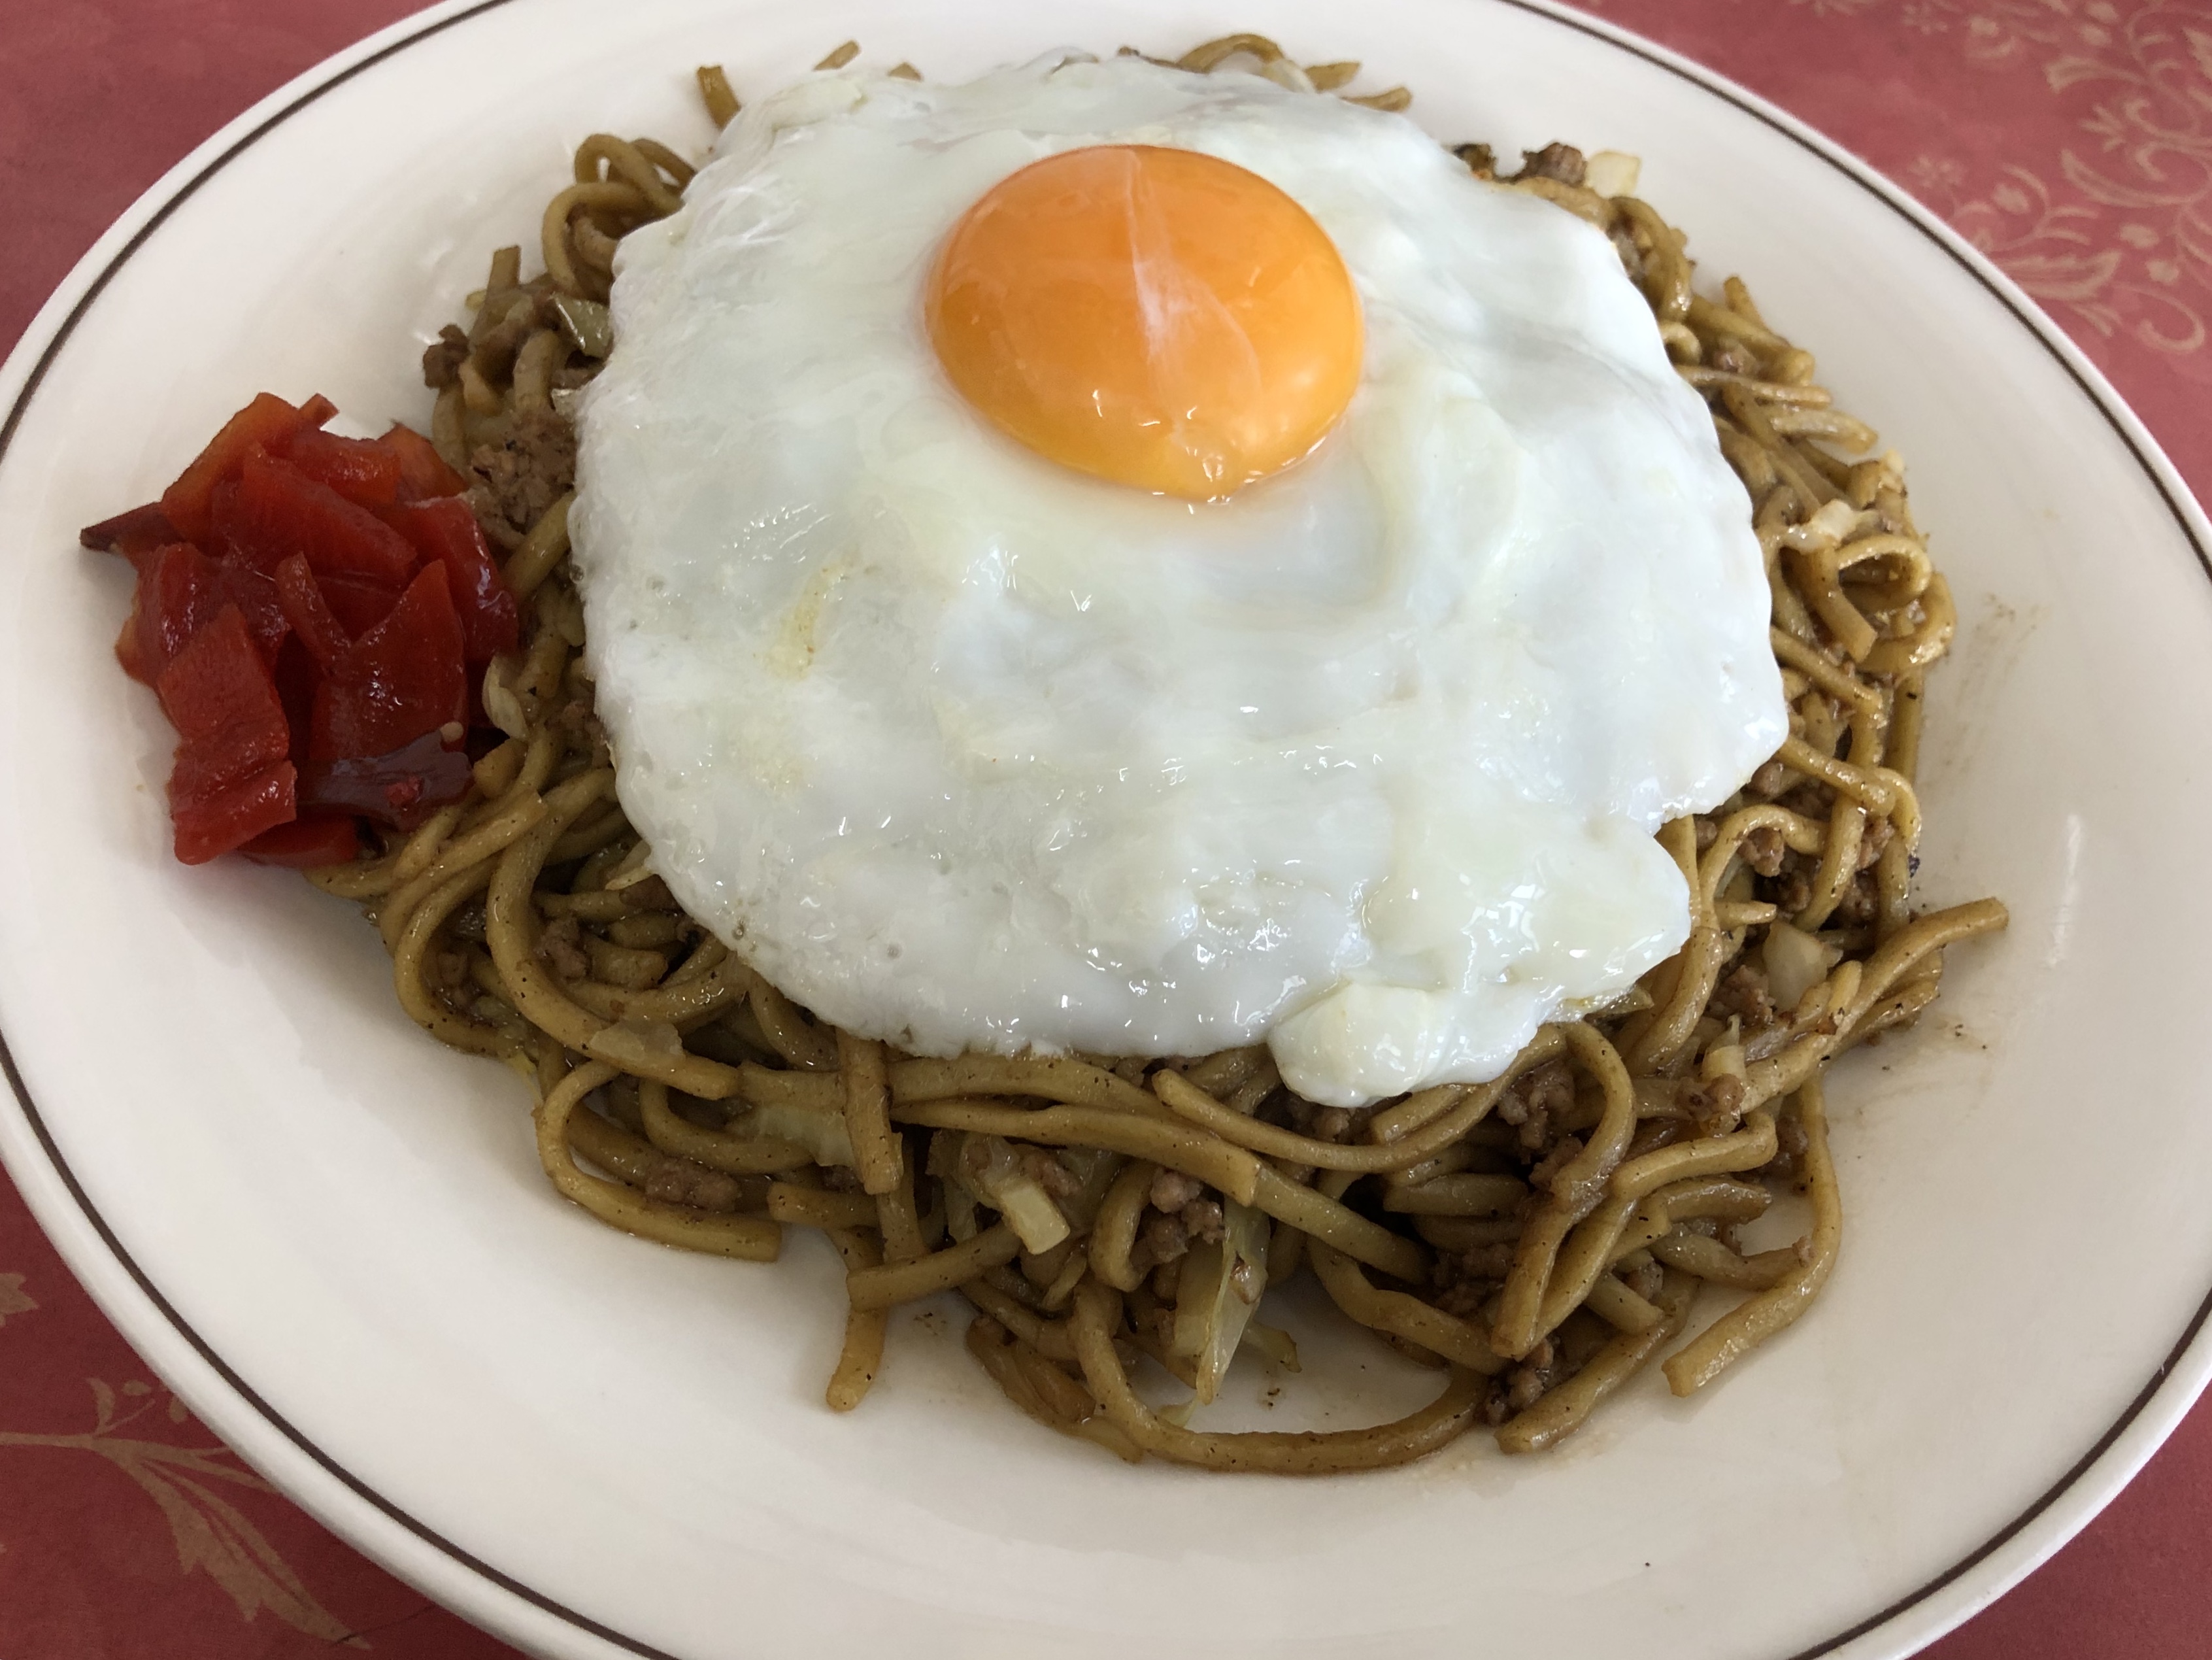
[1762,919,1842,1015]
[734,1100,856,1167]
[1170,1197,1272,1406]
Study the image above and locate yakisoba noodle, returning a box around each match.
[310,36,2007,1473]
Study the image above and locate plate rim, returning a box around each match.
[1,1,2208,1657]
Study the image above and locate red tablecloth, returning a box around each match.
[3,3,2208,1655]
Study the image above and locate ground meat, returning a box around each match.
[1743,823,1788,877]
[1148,1169,1202,1213]
[471,407,576,538]
[1316,1107,1358,1141]
[1135,1296,1176,1348]
[1710,962,1777,1028]
[1772,855,1815,917]
[1496,1059,1573,1129]
[1858,814,1896,871]
[1696,1074,1747,1136]
[642,1157,743,1211]
[1761,1112,1812,1189]
[1498,1059,1577,1152]
[422,324,471,390]
[548,696,612,770]
[1515,142,1586,186]
[1503,1336,1557,1412]
[1748,758,1791,798]
[1524,1061,1576,1120]
[1776,778,1836,819]
[1452,141,1496,178]
[464,485,524,552]
[1527,1134,1584,1194]
[620,875,678,911]
[1836,870,1879,925]
[1018,1147,1081,1200]
[1434,1242,1517,1291]
[1139,1211,1190,1270]
[1694,815,1719,853]
[821,1164,863,1193]
[535,913,590,980]
[1284,1097,1372,1142]
[1179,1198,1226,1245]
[1435,1280,1490,1320]
[430,948,470,992]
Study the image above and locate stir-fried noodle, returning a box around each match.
[310,36,2006,1470]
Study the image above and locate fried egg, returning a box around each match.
[571,52,1787,1108]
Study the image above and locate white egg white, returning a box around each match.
[572,52,1787,1107]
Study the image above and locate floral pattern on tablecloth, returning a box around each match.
[0,1166,510,1657]
[1900,1,2211,358]
[1586,0,2212,490]
[1,1361,356,1644]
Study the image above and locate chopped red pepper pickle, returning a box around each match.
[114,541,218,686]
[79,501,182,566]
[239,812,364,868]
[226,450,420,587]
[379,422,468,501]
[386,496,520,662]
[284,426,403,506]
[90,393,512,865]
[309,560,467,762]
[159,391,335,544]
[273,553,352,672]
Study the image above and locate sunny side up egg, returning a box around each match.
[571,52,1788,1109]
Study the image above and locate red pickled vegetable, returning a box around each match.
[155,605,297,863]
[271,635,318,767]
[159,392,334,543]
[80,502,180,567]
[314,575,407,638]
[99,391,503,867]
[284,426,401,505]
[273,554,350,673]
[208,552,291,666]
[171,764,299,866]
[309,560,467,762]
[226,450,420,587]
[380,422,467,501]
[113,615,142,685]
[157,605,292,788]
[239,811,363,868]
[115,542,219,686]
[298,730,474,830]
[385,496,519,661]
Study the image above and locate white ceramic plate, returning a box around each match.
[4,1,2209,1656]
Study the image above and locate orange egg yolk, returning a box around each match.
[924,144,1364,501]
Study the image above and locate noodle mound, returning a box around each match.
[309,36,2005,1471]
